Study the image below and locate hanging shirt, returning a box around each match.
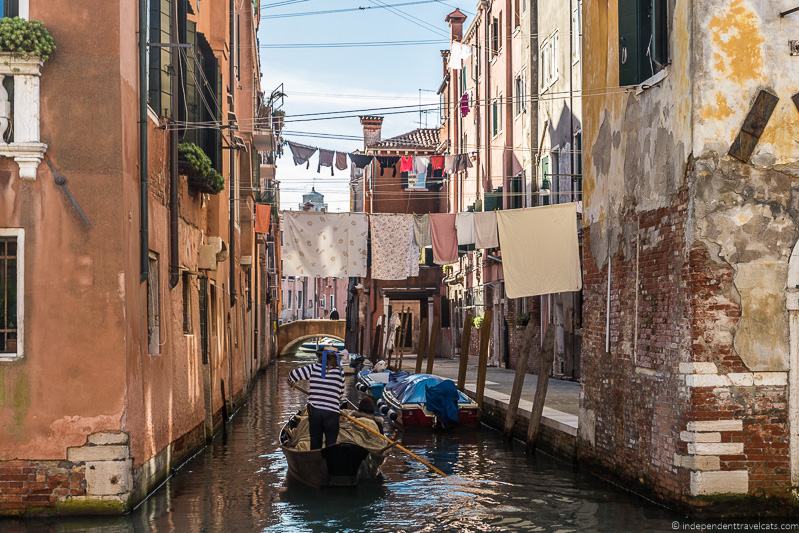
[376,156,400,177]
[497,203,582,298]
[456,154,473,171]
[474,211,499,249]
[288,363,344,413]
[288,141,317,168]
[430,155,445,171]
[369,213,419,280]
[414,156,430,189]
[317,149,335,175]
[400,155,414,173]
[429,213,459,265]
[413,214,431,247]
[448,42,472,70]
[444,155,458,174]
[460,92,470,117]
[455,212,475,245]
[335,151,349,171]
[281,212,368,278]
[349,153,374,169]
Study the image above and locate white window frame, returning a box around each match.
[147,252,161,355]
[320,297,325,308]
[541,31,560,90]
[514,71,526,116]
[0,228,24,361]
[572,1,582,65]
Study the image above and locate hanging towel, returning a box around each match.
[448,42,472,70]
[460,92,470,117]
[349,153,374,169]
[369,214,419,280]
[376,156,400,177]
[429,213,459,265]
[455,212,475,245]
[497,203,582,298]
[400,155,414,173]
[431,155,445,171]
[255,204,271,234]
[335,151,349,171]
[444,155,458,174]
[456,153,473,171]
[318,149,335,175]
[414,156,430,189]
[281,211,368,278]
[474,211,499,249]
[413,214,431,247]
[288,141,317,168]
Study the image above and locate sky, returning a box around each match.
[257,0,473,212]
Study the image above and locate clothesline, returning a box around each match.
[279,203,582,299]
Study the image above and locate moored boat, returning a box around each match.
[279,409,387,488]
[355,368,410,400]
[377,374,480,429]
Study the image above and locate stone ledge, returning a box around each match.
[728,373,754,386]
[685,374,730,388]
[689,470,748,496]
[753,372,787,386]
[67,445,130,463]
[679,362,718,374]
[87,432,129,446]
[680,431,721,443]
[688,442,744,456]
[686,420,743,432]
[674,453,720,471]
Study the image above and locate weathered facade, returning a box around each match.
[0,0,280,515]
[579,0,799,508]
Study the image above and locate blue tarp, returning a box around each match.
[425,379,460,426]
[386,374,472,405]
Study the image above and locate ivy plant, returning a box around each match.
[178,142,224,194]
[472,315,484,330]
[0,17,56,62]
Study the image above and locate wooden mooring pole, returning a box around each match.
[396,307,410,371]
[425,315,440,374]
[456,311,474,391]
[526,339,555,453]
[475,308,493,408]
[504,318,537,437]
[415,317,429,373]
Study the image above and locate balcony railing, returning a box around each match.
[0,55,46,179]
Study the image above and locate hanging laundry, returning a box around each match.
[288,141,317,168]
[460,92,470,117]
[369,214,419,280]
[448,42,472,70]
[431,155,445,171]
[317,149,335,175]
[376,156,400,177]
[349,153,374,169]
[400,155,414,173]
[255,204,271,234]
[429,213,459,265]
[497,203,582,298]
[413,213,431,247]
[335,151,349,171]
[414,156,430,189]
[456,153,473,171]
[281,211,368,278]
[455,212,475,245]
[473,211,499,249]
[444,155,458,174]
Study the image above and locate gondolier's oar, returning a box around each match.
[289,382,447,477]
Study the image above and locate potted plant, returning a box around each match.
[178,142,225,194]
[472,315,484,330]
[516,312,530,329]
[0,17,56,62]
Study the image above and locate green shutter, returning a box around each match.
[618,0,652,86]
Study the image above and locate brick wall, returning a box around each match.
[0,460,85,515]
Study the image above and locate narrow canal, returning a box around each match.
[12,352,680,532]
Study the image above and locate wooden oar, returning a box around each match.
[289,381,447,477]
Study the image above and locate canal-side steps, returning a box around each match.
[397,355,580,459]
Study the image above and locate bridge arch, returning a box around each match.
[277,319,346,356]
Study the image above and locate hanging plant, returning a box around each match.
[178,142,224,194]
[0,17,56,62]
[472,315,484,330]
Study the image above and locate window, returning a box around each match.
[491,16,500,56]
[297,290,303,310]
[148,0,174,117]
[513,0,520,28]
[330,295,335,309]
[514,72,526,115]
[541,31,559,89]
[491,95,502,137]
[0,0,19,18]
[572,1,582,64]
[288,289,293,309]
[540,154,551,206]
[618,0,669,86]
[182,271,192,334]
[0,229,23,359]
[573,131,583,201]
[509,172,523,209]
[147,253,161,355]
[320,297,325,308]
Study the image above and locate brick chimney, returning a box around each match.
[359,115,384,149]
[445,8,467,42]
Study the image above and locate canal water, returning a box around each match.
[10,352,680,532]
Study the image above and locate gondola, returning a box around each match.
[279,408,388,488]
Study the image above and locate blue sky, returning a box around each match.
[258,0,471,211]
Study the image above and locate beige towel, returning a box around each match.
[474,211,498,249]
[497,203,582,298]
[455,212,475,245]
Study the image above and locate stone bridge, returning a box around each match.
[277,319,345,355]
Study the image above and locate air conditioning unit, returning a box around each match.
[198,237,227,271]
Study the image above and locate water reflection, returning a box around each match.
[7,353,679,532]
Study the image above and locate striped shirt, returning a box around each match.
[288,363,345,413]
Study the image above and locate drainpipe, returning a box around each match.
[139,0,149,282]
[168,0,183,289]
[228,0,237,306]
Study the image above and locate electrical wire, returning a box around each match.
[261,0,447,19]
[259,39,448,48]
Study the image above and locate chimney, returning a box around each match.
[445,8,467,42]
[359,115,384,150]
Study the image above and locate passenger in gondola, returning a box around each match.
[287,347,344,449]
[352,396,384,434]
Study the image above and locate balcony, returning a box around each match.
[0,54,46,179]
[253,128,275,152]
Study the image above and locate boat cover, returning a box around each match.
[386,374,473,405]
[425,379,460,426]
[285,411,384,452]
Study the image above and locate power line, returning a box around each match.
[261,0,446,19]
[259,39,448,48]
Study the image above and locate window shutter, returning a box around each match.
[618,0,651,86]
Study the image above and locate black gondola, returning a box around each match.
[279,409,388,488]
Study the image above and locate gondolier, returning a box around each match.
[288,347,345,449]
